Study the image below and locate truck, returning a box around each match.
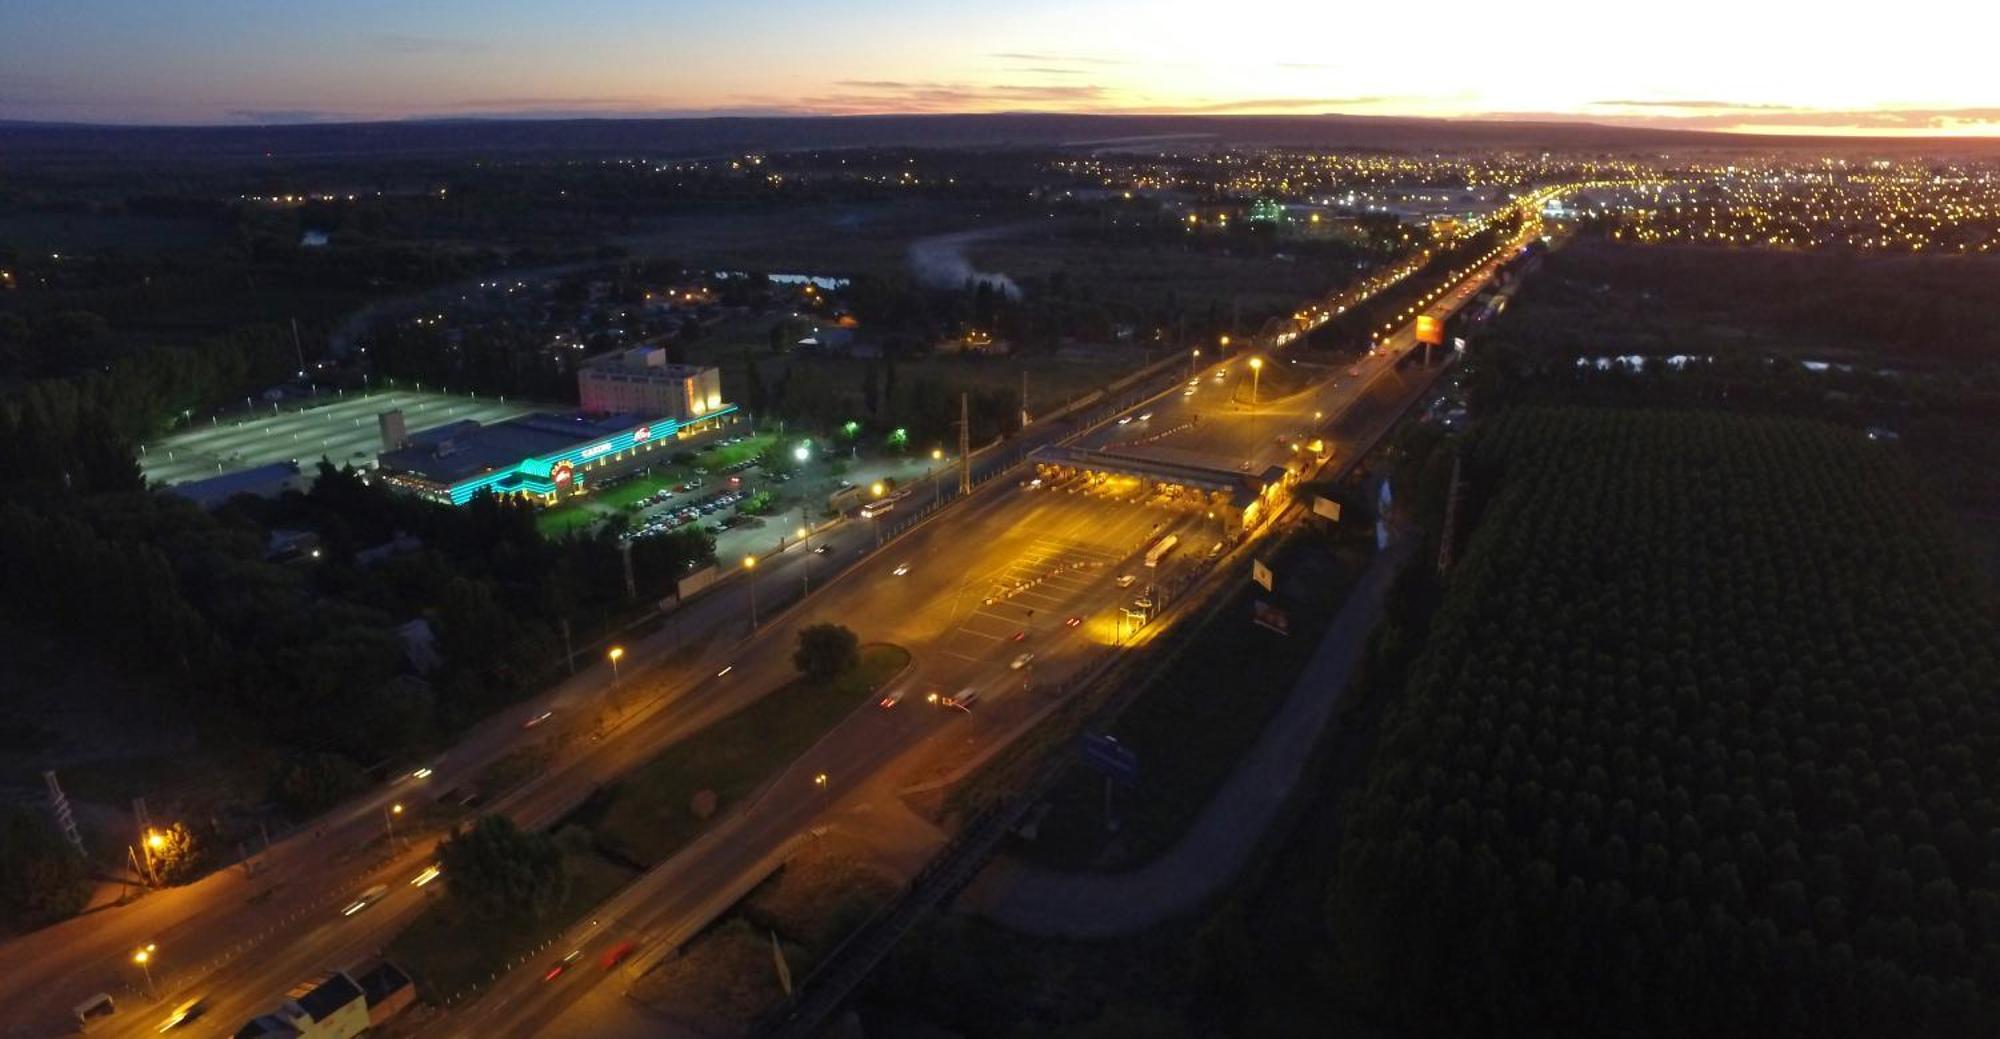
[1144,534,1178,568]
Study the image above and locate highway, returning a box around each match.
[6,188,1563,1039]
[0,342,1192,1039]
[456,198,1560,1037]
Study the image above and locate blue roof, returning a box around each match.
[378,411,650,485]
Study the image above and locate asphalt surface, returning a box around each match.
[5,353,1192,1039]
[12,193,1557,1039]
[478,216,1546,1037]
[138,389,533,487]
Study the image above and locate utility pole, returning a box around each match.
[1020,369,1030,428]
[958,393,972,495]
[289,318,307,377]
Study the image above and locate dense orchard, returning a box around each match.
[1329,409,1999,1037]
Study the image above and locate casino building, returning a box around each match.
[373,356,735,506]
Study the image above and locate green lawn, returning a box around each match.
[581,644,910,867]
[387,849,637,1002]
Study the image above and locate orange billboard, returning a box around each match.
[1415,314,1444,346]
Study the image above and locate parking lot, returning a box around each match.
[139,389,534,487]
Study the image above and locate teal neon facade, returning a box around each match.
[437,404,738,506]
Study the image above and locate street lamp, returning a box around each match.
[744,555,759,629]
[385,802,404,847]
[133,944,157,999]
[607,646,624,687]
[813,772,829,796]
[1189,348,1201,380]
[869,481,885,498]
[930,448,944,506]
[1249,357,1264,405]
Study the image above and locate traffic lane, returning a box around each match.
[34,392,1140,1032]
[62,393,1202,1037]
[97,848,439,1039]
[473,500,1191,1035]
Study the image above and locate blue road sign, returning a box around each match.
[1079,733,1140,786]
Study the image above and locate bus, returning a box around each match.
[860,498,897,520]
[1144,534,1178,568]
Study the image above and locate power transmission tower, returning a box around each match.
[44,771,86,859]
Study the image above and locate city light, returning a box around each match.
[870,482,885,497]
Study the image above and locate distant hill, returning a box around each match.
[3,112,1994,163]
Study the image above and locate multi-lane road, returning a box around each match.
[1,342,1193,1039]
[9,189,1561,1038]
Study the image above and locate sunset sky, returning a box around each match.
[5,0,1996,135]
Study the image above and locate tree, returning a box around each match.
[148,822,205,886]
[0,807,91,928]
[793,623,859,682]
[437,814,571,921]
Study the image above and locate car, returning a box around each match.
[1025,477,1043,489]
[1134,597,1154,610]
[1187,378,1200,387]
[410,766,433,780]
[157,997,207,1032]
[523,710,553,729]
[1139,412,1153,422]
[941,688,980,711]
[410,864,442,887]
[601,940,637,970]
[1010,630,1027,642]
[1065,615,1083,628]
[1115,575,1137,588]
[342,884,389,917]
[893,562,911,576]
[813,544,833,555]
[1347,365,1362,376]
[878,687,906,709]
[1010,652,1035,670]
[543,949,584,982]
[1183,387,1197,396]
[1117,416,1133,425]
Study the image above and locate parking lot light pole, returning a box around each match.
[744,555,759,630]
[385,802,403,848]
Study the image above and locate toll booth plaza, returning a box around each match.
[1026,444,1294,536]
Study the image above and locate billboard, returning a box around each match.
[1415,314,1444,346]
[1252,558,1273,591]
[1252,599,1291,636]
[1312,496,1342,522]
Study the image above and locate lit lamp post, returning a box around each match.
[384,802,404,848]
[607,646,624,687]
[813,772,829,798]
[133,943,157,999]
[1188,348,1201,380]
[744,555,759,630]
[1249,356,1264,406]
[930,448,943,506]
